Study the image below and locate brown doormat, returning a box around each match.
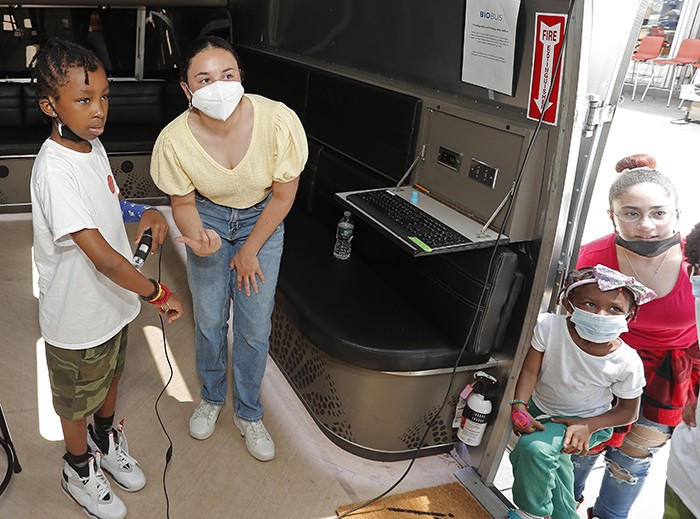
[336,482,493,519]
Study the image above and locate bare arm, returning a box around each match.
[170,191,221,256]
[71,228,184,322]
[511,346,547,434]
[230,177,299,295]
[554,396,640,455]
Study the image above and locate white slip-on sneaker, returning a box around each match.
[189,400,223,440]
[233,414,275,461]
[61,452,127,519]
[88,420,146,492]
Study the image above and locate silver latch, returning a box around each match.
[583,94,616,137]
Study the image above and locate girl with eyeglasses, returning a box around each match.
[571,163,699,519]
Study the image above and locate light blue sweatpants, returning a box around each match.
[510,402,612,519]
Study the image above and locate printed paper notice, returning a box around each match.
[461,0,521,96]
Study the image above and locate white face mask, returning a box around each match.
[188,80,244,121]
[569,307,629,344]
[691,275,700,299]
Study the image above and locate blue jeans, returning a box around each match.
[187,193,283,421]
[571,416,672,519]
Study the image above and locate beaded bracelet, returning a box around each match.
[140,278,160,302]
[509,399,529,410]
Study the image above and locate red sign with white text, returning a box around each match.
[527,13,567,125]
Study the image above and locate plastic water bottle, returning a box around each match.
[333,211,354,260]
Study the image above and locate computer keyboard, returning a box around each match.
[346,189,472,252]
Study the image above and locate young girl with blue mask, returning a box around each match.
[663,220,700,519]
[505,264,654,519]
[574,165,698,519]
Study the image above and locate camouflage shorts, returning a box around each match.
[45,325,129,420]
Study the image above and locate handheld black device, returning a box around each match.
[133,228,153,269]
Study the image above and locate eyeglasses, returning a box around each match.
[612,209,676,223]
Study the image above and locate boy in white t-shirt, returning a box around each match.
[664,221,700,519]
[30,39,184,519]
[505,264,654,519]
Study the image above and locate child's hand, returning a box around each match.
[157,292,185,324]
[682,401,697,427]
[511,407,546,436]
[552,417,593,454]
[138,209,169,252]
[175,229,221,257]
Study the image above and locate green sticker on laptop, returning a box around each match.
[408,236,432,252]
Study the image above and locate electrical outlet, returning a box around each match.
[437,146,462,172]
[469,159,498,189]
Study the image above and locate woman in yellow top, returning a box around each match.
[150,36,308,462]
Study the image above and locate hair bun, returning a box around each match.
[615,154,657,173]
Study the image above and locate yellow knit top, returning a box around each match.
[150,94,308,208]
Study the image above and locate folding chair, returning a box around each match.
[641,38,700,107]
[630,36,664,100]
[0,404,21,497]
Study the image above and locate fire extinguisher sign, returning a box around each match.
[527,12,567,125]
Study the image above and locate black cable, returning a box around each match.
[335,1,575,516]
[152,245,174,519]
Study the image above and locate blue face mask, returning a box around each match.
[691,275,700,299]
[569,307,629,344]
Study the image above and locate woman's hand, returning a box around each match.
[230,246,265,296]
[175,229,221,257]
[552,417,594,454]
[138,209,169,252]
[157,292,185,323]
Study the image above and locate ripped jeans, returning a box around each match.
[571,416,672,519]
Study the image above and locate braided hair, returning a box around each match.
[31,38,101,102]
[608,167,678,209]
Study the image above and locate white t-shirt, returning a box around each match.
[531,313,645,418]
[31,138,140,349]
[665,298,700,517]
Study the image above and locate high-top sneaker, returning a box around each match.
[61,451,127,519]
[88,419,146,492]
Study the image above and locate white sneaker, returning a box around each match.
[233,414,275,461]
[88,420,146,492]
[189,400,222,440]
[61,452,127,519]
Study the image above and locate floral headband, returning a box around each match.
[563,264,656,306]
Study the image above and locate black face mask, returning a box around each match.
[615,232,681,257]
[47,100,87,143]
[57,121,87,143]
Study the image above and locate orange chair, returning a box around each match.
[641,38,700,106]
[630,36,665,100]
